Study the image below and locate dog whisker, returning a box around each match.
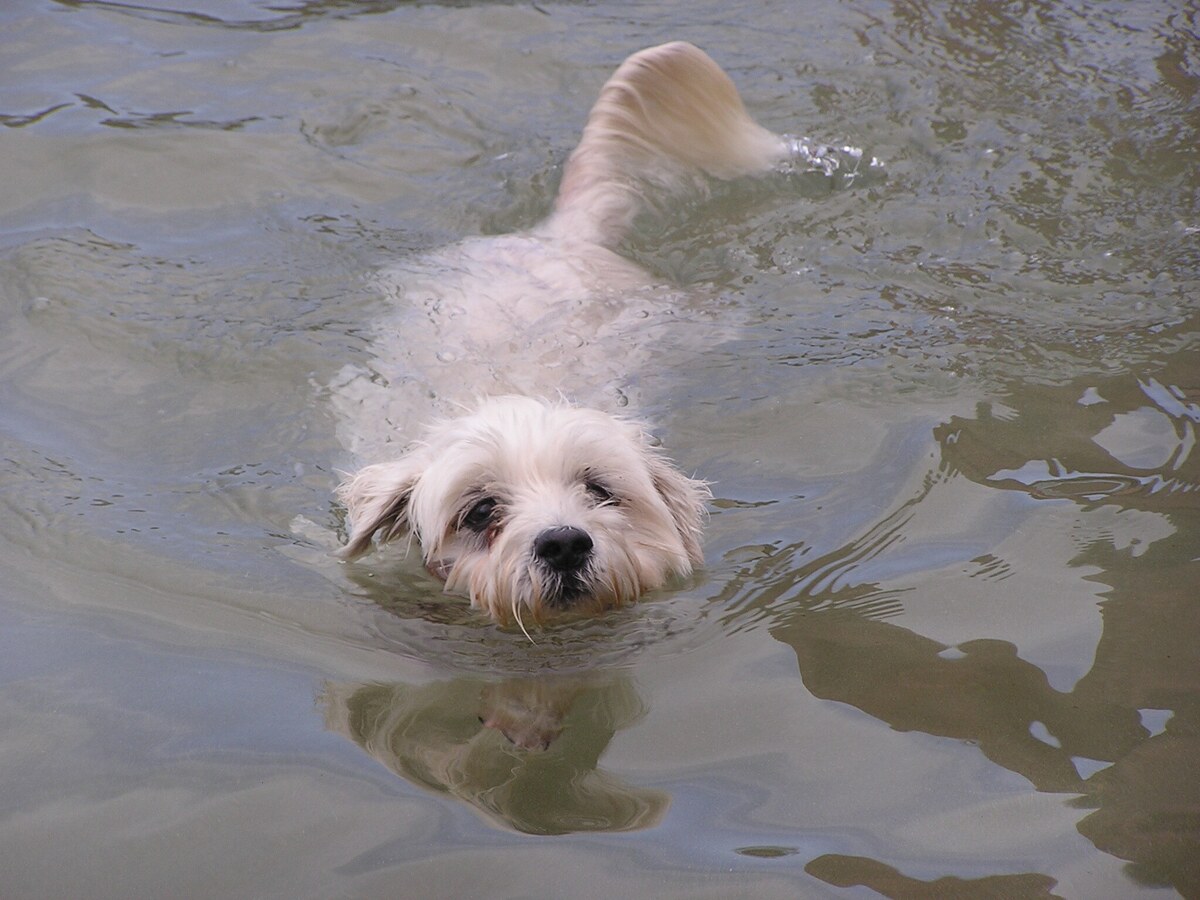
[512,594,537,644]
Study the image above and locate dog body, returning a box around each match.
[336,42,801,624]
[355,231,657,441]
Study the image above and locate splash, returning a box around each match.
[779,135,884,184]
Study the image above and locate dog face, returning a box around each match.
[337,396,709,625]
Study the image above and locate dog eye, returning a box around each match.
[462,497,498,531]
[585,480,616,505]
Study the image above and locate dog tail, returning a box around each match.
[547,41,790,247]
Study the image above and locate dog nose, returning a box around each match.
[534,526,593,572]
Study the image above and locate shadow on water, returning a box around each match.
[322,672,666,835]
[757,333,1199,896]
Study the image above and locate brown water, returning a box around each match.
[1,1,1197,897]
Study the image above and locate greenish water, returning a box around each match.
[0,1,1196,897]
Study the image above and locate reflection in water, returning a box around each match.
[806,853,1061,899]
[765,347,1199,894]
[936,368,1199,513]
[776,614,1144,793]
[322,673,667,835]
[936,352,1200,896]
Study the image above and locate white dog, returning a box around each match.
[336,42,831,626]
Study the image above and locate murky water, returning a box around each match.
[2,1,1197,897]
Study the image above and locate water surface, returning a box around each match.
[1,1,1197,897]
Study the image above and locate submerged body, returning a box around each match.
[335,42,809,623]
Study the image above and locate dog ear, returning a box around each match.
[647,453,711,566]
[335,459,422,560]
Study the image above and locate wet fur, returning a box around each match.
[337,42,794,622]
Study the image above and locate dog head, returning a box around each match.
[336,396,709,625]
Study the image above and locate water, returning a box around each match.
[1,0,1197,897]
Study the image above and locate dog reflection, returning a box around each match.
[477,677,575,751]
[322,674,667,834]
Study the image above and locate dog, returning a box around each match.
[335,42,839,626]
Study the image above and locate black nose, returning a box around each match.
[534,526,593,573]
